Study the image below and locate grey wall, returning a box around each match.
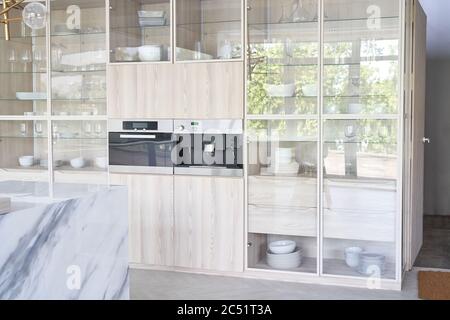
[424,59,450,216]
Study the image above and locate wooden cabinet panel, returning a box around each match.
[107,62,244,119]
[174,176,244,272]
[107,64,174,118]
[110,174,174,266]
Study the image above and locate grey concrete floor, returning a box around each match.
[415,215,450,269]
[130,268,419,300]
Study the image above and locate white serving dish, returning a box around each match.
[19,156,35,167]
[267,248,302,269]
[94,157,108,169]
[265,83,296,97]
[269,240,296,254]
[138,17,166,27]
[137,10,165,18]
[138,45,162,62]
[302,84,317,97]
[348,103,364,114]
[115,47,139,62]
[16,92,47,100]
[39,159,63,168]
[344,247,363,268]
[70,157,86,169]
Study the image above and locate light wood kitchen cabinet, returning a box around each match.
[174,176,244,272]
[110,173,174,266]
[107,62,244,119]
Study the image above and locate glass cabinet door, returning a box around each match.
[175,0,243,61]
[50,0,108,184]
[0,0,48,182]
[246,0,319,274]
[321,0,401,280]
[110,0,172,63]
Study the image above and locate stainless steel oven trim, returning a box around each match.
[174,167,243,177]
[108,119,174,133]
[109,165,174,175]
[118,134,157,139]
[174,120,243,134]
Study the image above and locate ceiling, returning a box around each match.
[420,0,450,59]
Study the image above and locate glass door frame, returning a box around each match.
[244,0,406,286]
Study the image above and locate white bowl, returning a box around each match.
[138,45,162,62]
[19,156,34,167]
[267,248,302,269]
[344,247,363,268]
[70,157,86,169]
[357,253,386,275]
[94,157,108,169]
[269,240,296,254]
[137,10,165,18]
[16,92,47,100]
[115,47,139,62]
[348,103,364,114]
[302,84,317,97]
[265,83,296,97]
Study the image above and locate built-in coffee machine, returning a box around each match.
[173,120,243,177]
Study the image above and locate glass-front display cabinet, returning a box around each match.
[109,0,243,63]
[109,0,172,63]
[50,0,108,184]
[0,0,49,183]
[0,0,107,185]
[246,0,402,283]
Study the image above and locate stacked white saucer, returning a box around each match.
[267,240,302,269]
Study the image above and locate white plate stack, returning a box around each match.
[266,240,303,269]
[269,148,299,175]
[0,197,11,215]
[137,11,166,27]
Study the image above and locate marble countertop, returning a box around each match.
[0,181,121,214]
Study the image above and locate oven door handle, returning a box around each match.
[119,134,157,139]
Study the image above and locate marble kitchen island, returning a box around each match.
[0,181,129,300]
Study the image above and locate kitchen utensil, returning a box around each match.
[269,240,296,254]
[344,247,363,268]
[138,45,162,62]
[115,47,139,62]
[302,84,317,97]
[267,248,303,269]
[19,156,35,167]
[70,157,86,169]
[265,83,296,97]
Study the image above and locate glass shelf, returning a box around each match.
[176,0,243,61]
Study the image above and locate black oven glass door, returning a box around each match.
[109,132,174,167]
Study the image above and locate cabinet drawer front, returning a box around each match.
[248,176,317,208]
[249,205,317,237]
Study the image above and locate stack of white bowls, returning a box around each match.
[269,148,299,175]
[267,240,302,269]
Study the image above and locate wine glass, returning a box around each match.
[8,48,16,72]
[21,49,32,72]
[35,121,44,137]
[20,123,27,137]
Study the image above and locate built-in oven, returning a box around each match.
[108,119,174,174]
[173,120,243,177]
